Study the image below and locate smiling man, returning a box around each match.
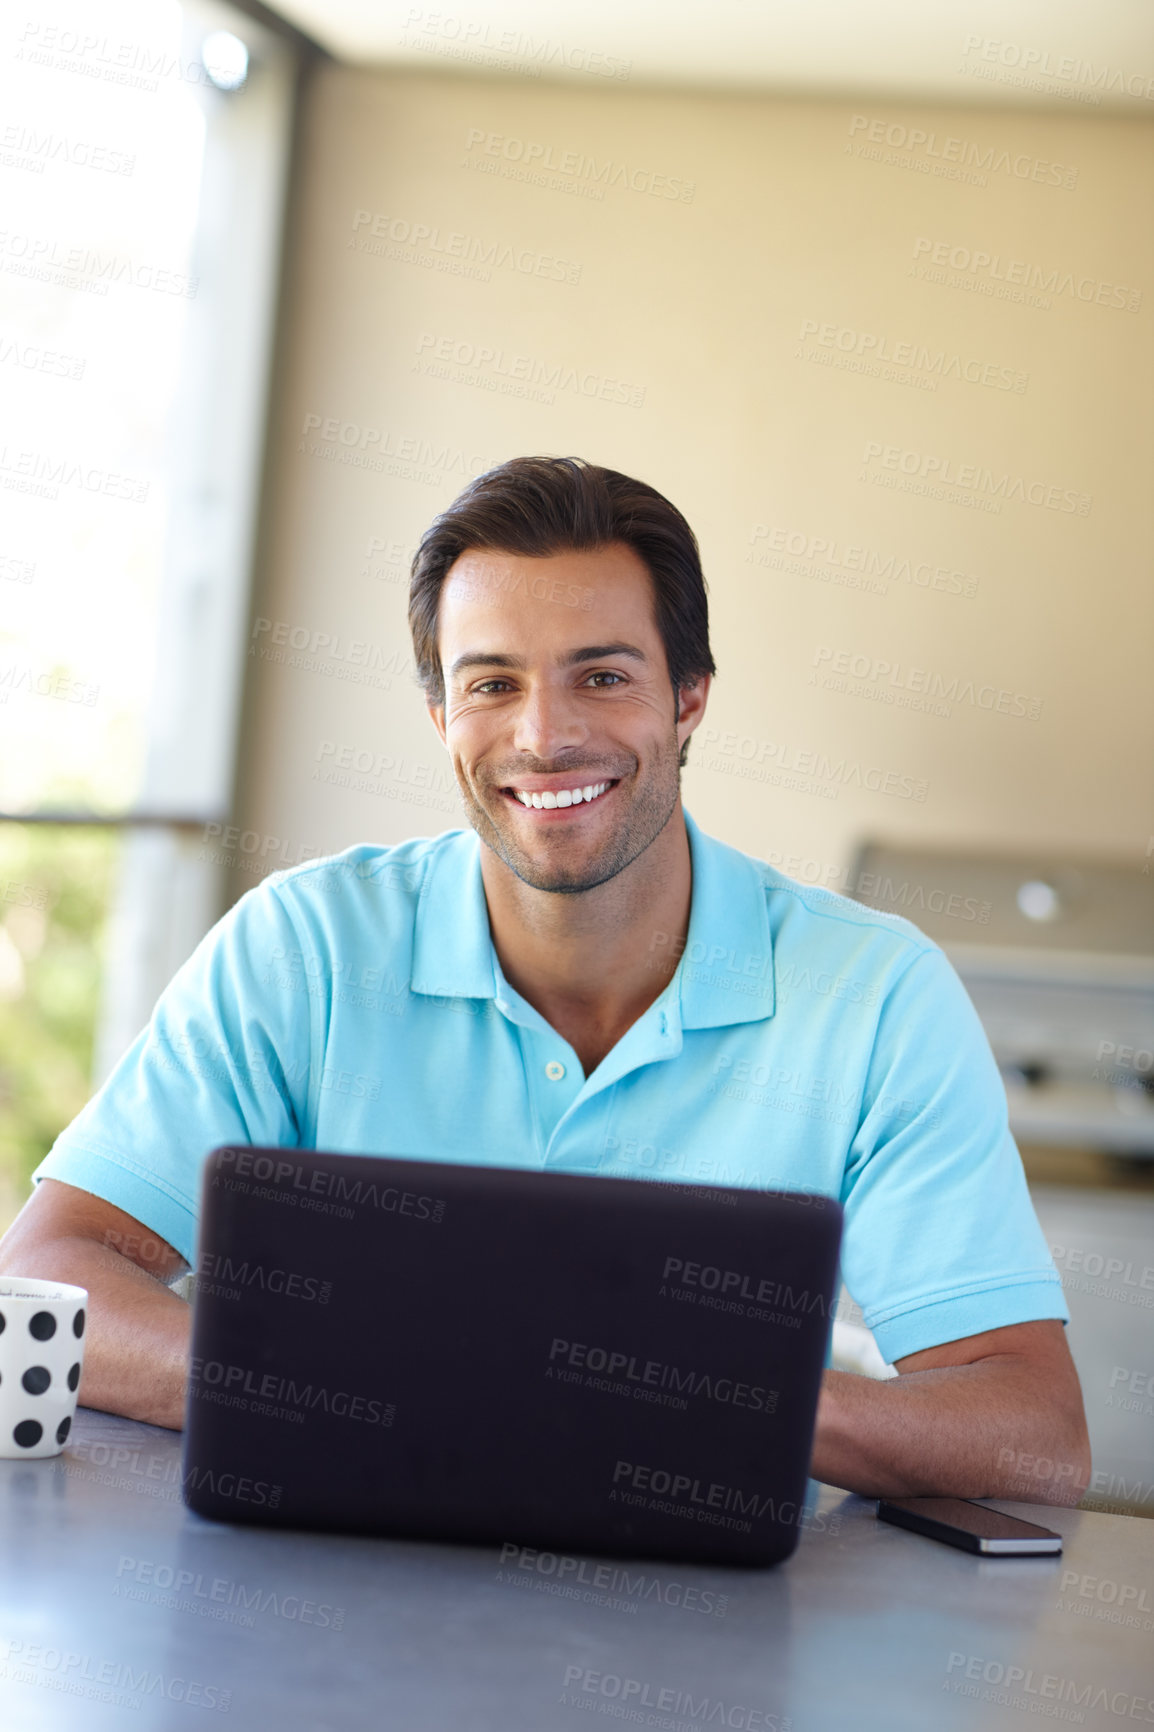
[426,532,706,1079]
[1,457,1089,1504]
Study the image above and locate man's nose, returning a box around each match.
[511,682,588,758]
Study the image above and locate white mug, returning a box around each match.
[0,1277,88,1458]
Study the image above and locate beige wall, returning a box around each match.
[229,67,1154,899]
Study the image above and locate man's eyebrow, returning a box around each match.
[448,644,649,679]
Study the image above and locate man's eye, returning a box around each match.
[472,679,512,694]
[586,671,625,687]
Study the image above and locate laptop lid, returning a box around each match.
[182,1147,843,1567]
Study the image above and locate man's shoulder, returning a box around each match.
[239,829,474,919]
[764,865,934,955]
[695,820,936,964]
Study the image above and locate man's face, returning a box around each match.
[428,543,708,894]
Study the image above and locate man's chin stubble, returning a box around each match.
[464,775,680,896]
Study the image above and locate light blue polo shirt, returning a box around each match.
[34,808,1067,1363]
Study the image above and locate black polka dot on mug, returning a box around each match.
[72,1309,86,1338]
[67,1364,80,1392]
[22,1367,51,1396]
[14,1420,42,1448]
[56,1416,71,1445]
[29,1311,56,1341]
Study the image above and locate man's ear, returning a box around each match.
[427,700,447,748]
[675,674,711,746]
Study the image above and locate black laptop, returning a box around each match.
[181,1146,842,1566]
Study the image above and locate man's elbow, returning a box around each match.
[993,1412,1092,1507]
[1056,1421,1093,1507]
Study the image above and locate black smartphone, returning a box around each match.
[876,1496,1062,1555]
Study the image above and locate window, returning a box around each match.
[0,0,299,1221]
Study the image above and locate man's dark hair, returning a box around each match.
[408,456,716,767]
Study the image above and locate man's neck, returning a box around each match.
[479,805,692,1069]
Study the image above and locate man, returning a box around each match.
[1,456,1089,1504]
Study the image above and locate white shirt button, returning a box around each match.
[545,1060,566,1081]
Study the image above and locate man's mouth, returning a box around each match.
[498,778,619,812]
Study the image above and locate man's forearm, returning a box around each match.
[811,1363,1091,1505]
[1,1235,191,1430]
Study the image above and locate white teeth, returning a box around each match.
[511,780,611,809]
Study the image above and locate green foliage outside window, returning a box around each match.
[0,825,120,1231]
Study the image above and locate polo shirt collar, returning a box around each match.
[411,827,497,1000]
[677,808,776,1029]
[410,808,775,1029]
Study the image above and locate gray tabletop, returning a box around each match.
[1,1407,1151,1732]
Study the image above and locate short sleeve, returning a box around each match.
[31,879,311,1265]
[839,944,1068,1364]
